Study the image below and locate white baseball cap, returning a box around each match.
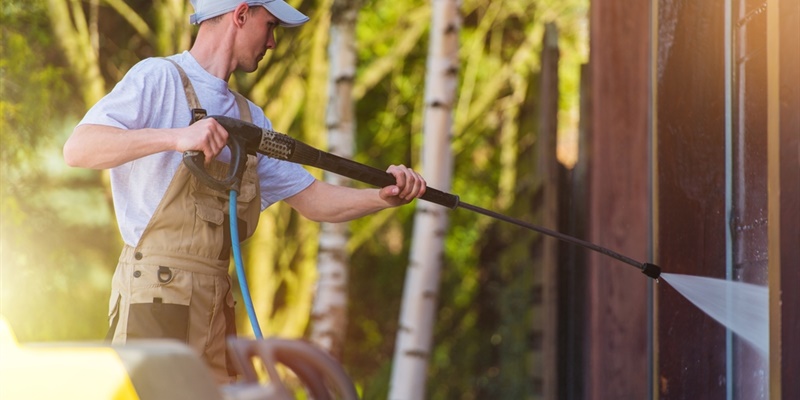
[189,0,309,27]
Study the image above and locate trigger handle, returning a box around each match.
[183,135,248,192]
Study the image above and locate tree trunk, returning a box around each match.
[388,1,461,398]
[310,0,360,359]
[46,0,105,105]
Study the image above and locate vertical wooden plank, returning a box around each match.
[587,0,651,398]
[779,0,800,395]
[654,1,728,398]
[558,62,591,400]
[766,0,782,397]
[649,1,660,398]
[730,0,770,396]
[769,0,800,398]
[538,22,560,400]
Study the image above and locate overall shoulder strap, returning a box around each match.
[163,58,207,123]
[231,91,252,123]
[164,57,253,124]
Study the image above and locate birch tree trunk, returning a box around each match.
[310,0,360,359]
[389,1,461,398]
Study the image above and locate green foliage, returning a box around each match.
[1,1,72,167]
[345,0,588,397]
[1,0,119,341]
[0,0,588,396]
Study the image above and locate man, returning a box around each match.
[63,0,426,383]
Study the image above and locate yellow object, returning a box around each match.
[0,317,18,347]
[0,318,139,400]
[0,317,223,400]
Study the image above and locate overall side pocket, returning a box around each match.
[127,265,193,342]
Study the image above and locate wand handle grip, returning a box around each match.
[290,140,459,209]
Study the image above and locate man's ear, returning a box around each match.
[232,2,249,28]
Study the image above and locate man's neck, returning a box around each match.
[189,26,237,81]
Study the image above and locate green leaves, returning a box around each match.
[0,0,588,395]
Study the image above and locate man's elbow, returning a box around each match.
[295,209,331,223]
[62,134,87,168]
[63,125,105,168]
[63,146,79,168]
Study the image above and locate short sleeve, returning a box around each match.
[79,59,189,130]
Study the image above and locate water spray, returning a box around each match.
[184,115,661,281]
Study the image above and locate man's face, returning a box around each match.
[238,7,279,72]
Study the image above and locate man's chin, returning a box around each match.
[239,63,260,73]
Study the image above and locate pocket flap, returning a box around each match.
[237,181,257,202]
[196,203,224,225]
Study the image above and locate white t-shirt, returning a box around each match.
[79,51,315,247]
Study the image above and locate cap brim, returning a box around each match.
[264,1,309,27]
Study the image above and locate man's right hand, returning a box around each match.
[174,118,230,165]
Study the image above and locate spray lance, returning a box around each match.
[185,115,662,279]
[184,116,661,333]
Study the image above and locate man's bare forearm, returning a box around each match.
[285,171,426,223]
[64,119,230,169]
[63,124,179,169]
[283,181,388,223]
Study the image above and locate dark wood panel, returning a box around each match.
[587,0,651,398]
[776,0,800,396]
[655,1,728,398]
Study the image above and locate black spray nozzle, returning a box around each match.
[640,263,661,280]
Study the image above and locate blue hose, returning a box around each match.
[230,190,264,339]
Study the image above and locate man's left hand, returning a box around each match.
[380,164,427,206]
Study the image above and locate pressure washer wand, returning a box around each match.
[185,116,661,280]
[457,202,661,279]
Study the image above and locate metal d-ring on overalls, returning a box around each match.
[105,59,261,383]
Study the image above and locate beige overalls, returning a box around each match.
[106,59,261,383]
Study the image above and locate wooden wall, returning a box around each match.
[585,0,800,399]
[585,0,652,398]
[771,0,800,397]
